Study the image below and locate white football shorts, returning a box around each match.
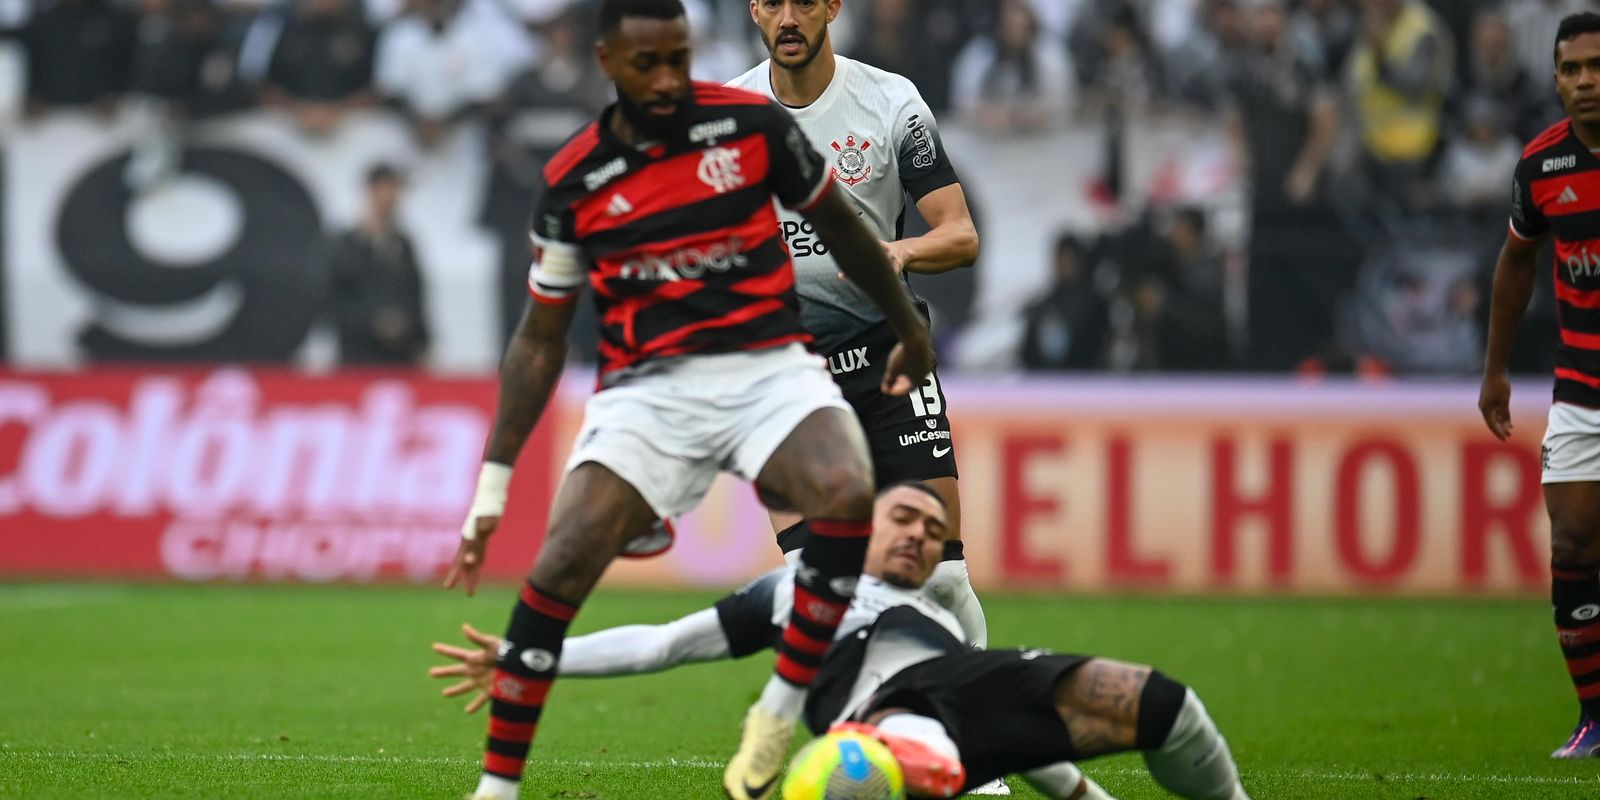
[565,343,855,518]
[1542,402,1600,483]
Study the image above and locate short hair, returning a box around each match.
[366,163,404,185]
[598,0,685,37]
[1173,206,1207,239]
[1554,12,1600,63]
[877,480,947,510]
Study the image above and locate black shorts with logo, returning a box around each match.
[856,649,1090,791]
[822,320,958,487]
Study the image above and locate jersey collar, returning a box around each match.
[766,55,851,122]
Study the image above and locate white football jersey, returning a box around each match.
[726,56,960,356]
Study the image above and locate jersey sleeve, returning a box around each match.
[893,91,960,202]
[526,179,588,304]
[763,104,833,212]
[1509,158,1549,242]
[713,567,789,658]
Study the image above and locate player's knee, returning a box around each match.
[1134,670,1189,750]
[801,462,874,519]
[1551,525,1600,568]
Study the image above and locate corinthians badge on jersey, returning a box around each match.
[830,135,873,187]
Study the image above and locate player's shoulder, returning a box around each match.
[693,80,791,134]
[837,56,933,131]
[842,56,922,103]
[1522,118,1575,161]
[541,120,605,189]
[724,62,772,95]
[694,80,772,108]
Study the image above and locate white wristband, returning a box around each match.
[461,462,513,541]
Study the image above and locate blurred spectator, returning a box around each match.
[1291,0,1357,79]
[1019,233,1110,370]
[1146,0,1203,55]
[1505,0,1590,88]
[1226,0,1337,210]
[1069,2,1157,115]
[484,6,606,342]
[1456,7,1548,142]
[263,0,377,135]
[1437,95,1521,217]
[951,0,1073,134]
[0,0,28,125]
[123,0,224,187]
[375,0,534,147]
[683,0,748,83]
[1165,0,1247,112]
[1346,0,1455,211]
[320,165,430,366]
[20,0,134,115]
[496,9,604,118]
[1226,0,1353,371]
[1110,208,1230,371]
[849,0,970,112]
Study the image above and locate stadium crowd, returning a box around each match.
[0,0,1586,375]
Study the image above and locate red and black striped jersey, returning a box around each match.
[526,82,832,384]
[1511,119,1600,406]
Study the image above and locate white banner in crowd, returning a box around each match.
[3,109,1236,371]
[4,110,501,371]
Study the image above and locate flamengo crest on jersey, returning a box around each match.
[1509,120,1600,406]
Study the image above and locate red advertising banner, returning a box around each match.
[0,367,556,583]
[0,369,1555,595]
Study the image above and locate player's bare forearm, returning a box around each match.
[805,189,928,339]
[1292,96,1338,179]
[483,299,576,465]
[1483,235,1541,376]
[896,184,979,275]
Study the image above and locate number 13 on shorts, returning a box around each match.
[907,373,942,417]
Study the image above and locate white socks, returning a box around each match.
[926,558,989,648]
[877,712,961,761]
[471,773,519,800]
[756,675,807,719]
[1143,690,1249,800]
[1021,762,1117,799]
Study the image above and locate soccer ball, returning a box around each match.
[781,730,905,800]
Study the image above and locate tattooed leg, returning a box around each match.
[1052,659,1150,757]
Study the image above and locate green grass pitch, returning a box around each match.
[1,582,1597,798]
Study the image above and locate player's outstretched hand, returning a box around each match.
[428,623,501,714]
[1479,372,1513,441]
[881,331,935,397]
[443,515,499,597]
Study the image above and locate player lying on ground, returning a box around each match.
[432,483,1250,799]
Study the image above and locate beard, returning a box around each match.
[766,29,826,71]
[616,90,690,141]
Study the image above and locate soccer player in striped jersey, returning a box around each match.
[1479,10,1600,759]
[444,1,934,798]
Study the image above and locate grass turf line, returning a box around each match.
[0,584,1595,798]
